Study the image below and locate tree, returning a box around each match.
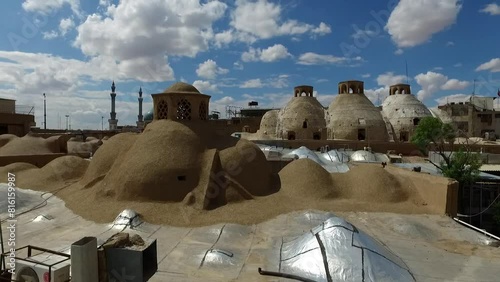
[411,116,481,184]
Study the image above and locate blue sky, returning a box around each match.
[1,0,500,130]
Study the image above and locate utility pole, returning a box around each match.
[43,93,47,129]
[65,115,69,130]
[101,116,104,130]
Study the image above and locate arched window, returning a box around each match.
[302,119,308,128]
[199,101,207,120]
[157,100,168,119]
[177,98,191,120]
[341,84,348,94]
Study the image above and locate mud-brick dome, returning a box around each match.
[163,82,201,94]
[259,109,279,136]
[382,84,432,142]
[152,82,210,121]
[277,87,326,140]
[328,81,388,141]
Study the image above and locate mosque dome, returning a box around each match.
[163,82,201,94]
[259,110,279,136]
[328,81,388,141]
[144,109,154,122]
[381,84,432,142]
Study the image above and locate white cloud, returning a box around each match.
[433,67,444,71]
[42,31,59,40]
[394,49,404,55]
[446,41,455,46]
[365,87,390,105]
[196,59,228,80]
[240,78,264,88]
[435,94,471,105]
[59,17,75,36]
[312,22,332,35]
[377,72,407,86]
[316,78,329,83]
[480,3,500,15]
[22,0,81,16]
[476,58,500,72]
[241,44,291,62]
[222,0,330,44]
[99,0,111,6]
[74,0,227,81]
[386,0,462,48]
[414,71,469,100]
[454,63,462,67]
[297,52,362,65]
[192,80,220,93]
[441,79,470,90]
[233,61,244,70]
[361,73,371,78]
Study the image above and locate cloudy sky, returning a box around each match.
[1,0,500,130]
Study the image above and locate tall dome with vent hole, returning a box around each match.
[381,84,432,142]
[328,81,388,141]
[276,85,327,140]
[151,82,210,122]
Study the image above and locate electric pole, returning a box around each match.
[65,115,69,130]
[101,116,104,130]
[43,93,46,129]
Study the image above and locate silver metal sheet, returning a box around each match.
[112,209,143,228]
[278,216,415,282]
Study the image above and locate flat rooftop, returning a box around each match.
[1,185,499,281]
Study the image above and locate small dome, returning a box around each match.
[144,109,154,121]
[163,82,200,94]
[259,110,279,135]
[351,150,377,162]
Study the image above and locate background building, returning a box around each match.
[0,98,36,136]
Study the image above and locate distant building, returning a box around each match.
[0,98,36,136]
[432,96,500,139]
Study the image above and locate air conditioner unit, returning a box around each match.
[13,254,70,282]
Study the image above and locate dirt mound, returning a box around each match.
[0,134,17,147]
[279,159,336,198]
[0,134,61,156]
[220,139,275,196]
[332,164,409,203]
[0,163,38,182]
[95,120,205,202]
[1,156,88,190]
[79,133,138,187]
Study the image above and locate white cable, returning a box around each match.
[457,192,500,218]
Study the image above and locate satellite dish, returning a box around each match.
[17,267,39,282]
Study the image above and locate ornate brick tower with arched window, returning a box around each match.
[151,82,210,122]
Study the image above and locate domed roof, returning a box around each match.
[382,94,431,120]
[259,109,279,134]
[350,150,377,162]
[144,109,154,121]
[163,82,200,94]
[328,93,388,141]
[279,96,326,131]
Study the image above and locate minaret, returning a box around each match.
[136,87,144,129]
[108,81,118,130]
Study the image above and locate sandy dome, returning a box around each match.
[277,96,326,139]
[382,93,432,141]
[97,119,206,202]
[259,109,279,136]
[219,139,274,196]
[328,94,388,141]
[279,158,337,198]
[163,82,200,94]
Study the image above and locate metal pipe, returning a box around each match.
[453,217,500,241]
[258,268,316,282]
[0,221,5,271]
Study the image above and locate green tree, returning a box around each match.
[411,116,481,184]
